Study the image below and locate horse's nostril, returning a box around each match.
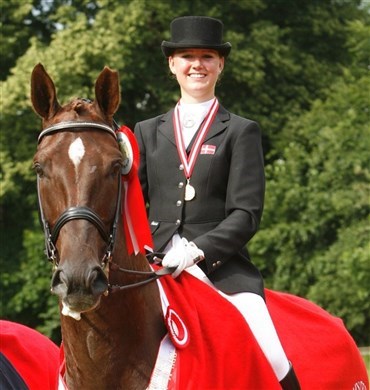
[51,266,107,298]
[88,267,108,296]
[51,269,60,288]
[51,269,67,295]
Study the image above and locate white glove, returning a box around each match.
[162,237,204,278]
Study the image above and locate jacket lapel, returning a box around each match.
[158,109,176,146]
[158,104,230,148]
[204,104,229,142]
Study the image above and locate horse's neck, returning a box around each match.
[61,238,166,389]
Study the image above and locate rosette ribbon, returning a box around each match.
[116,125,153,255]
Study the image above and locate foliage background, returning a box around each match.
[1,0,369,346]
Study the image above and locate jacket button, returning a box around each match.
[175,219,181,226]
[178,182,184,188]
[179,164,184,170]
[176,200,182,207]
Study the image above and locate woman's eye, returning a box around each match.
[179,52,194,58]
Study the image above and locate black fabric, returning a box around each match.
[134,105,265,297]
[0,352,28,390]
[280,362,301,390]
[161,16,232,57]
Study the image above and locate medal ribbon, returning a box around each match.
[173,98,219,179]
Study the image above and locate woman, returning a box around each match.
[134,16,300,389]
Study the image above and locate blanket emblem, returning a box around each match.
[165,307,189,349]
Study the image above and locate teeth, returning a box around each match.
[189,74,205,78]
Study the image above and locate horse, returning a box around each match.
[31,63,369,390]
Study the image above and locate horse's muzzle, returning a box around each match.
[51,265,108,311]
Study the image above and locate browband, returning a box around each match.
[38,121,116,143]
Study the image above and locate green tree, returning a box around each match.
[251,19,370,344]
[0,0,98,80]
[1,0,368,342]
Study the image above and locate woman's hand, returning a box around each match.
[162,238,204,278]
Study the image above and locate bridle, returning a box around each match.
[37,121,120,268]
[37,120,173,293]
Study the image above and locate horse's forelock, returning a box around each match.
[50,98,109,125]
[70,99,92,115]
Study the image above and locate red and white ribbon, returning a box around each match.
[173,98,219,180]
[116,125,153,255]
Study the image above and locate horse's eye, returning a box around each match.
[33,162,44,177]
[111,162,122,176]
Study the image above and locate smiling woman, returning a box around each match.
[134,15,300,388]
[168,48,224,102]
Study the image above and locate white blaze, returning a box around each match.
[68,137,85,168]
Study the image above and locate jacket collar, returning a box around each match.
[158,104,230,146]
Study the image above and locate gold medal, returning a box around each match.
[184,181,195,201]
[173,98,219,203]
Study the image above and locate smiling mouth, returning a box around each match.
[188,73,206,78]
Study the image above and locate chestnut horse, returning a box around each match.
[31,64,369,390]
[31,64,169,389]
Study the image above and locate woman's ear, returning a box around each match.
[219,57,225,73]
[168,57,176,74]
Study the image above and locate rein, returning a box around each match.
[108,256,174,292]
[37,120,174,292]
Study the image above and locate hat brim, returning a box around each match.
[161,41,231,57]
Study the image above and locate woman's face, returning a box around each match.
[169,48,224,103]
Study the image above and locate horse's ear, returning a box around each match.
[31,63,61,119]
[94,67,120,118]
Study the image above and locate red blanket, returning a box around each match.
[159,274,281,390]
[159,272,369,390]
[265,289,369,389]
[0,320,60,390]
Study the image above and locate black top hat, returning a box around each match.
[161,16,232,57]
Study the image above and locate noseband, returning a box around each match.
[37,121,174,292]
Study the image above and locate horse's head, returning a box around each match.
[31,64,122,317]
